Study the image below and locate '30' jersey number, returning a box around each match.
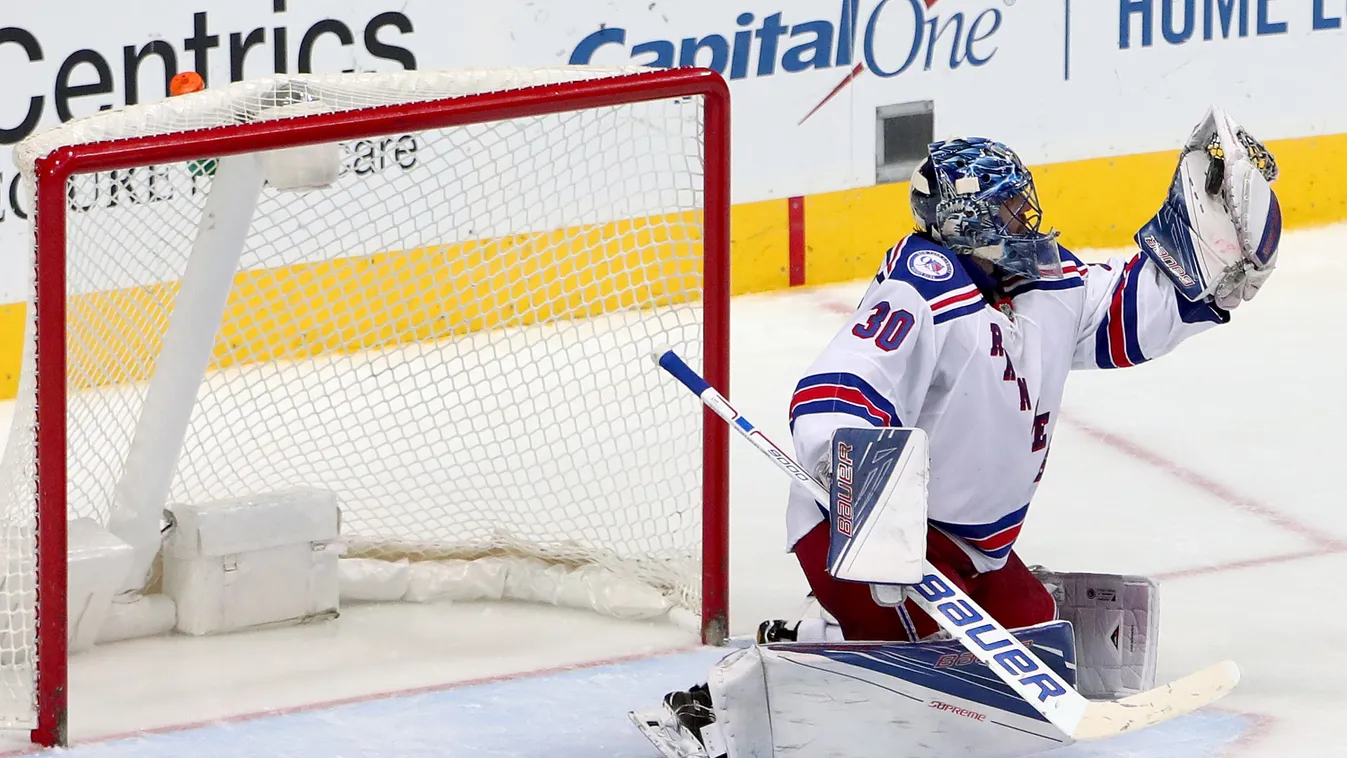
[851,301,914,352]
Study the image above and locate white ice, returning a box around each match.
[6,224,1347,756]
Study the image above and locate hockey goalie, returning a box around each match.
[633,107,1281,758]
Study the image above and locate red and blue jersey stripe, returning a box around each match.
[1093,253,1148,369]
[929,285,986,325]
[789,372,900,432]
[875,237,918,284]
[1003,261,1085,298]
[931,504,1030,561]
[1092,252,1227,368]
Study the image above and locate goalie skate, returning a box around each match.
[629,685,725,758]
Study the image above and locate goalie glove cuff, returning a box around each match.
[1228,158,1282,270]
[1211,159,1281,310]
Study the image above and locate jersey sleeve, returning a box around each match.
[1070,249,1230,370]
[787,276,942,481]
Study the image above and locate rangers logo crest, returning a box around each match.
[909,251,954,282]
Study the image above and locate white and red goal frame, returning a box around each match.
[25,67,730,747]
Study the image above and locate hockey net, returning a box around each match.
[4,66,729,744]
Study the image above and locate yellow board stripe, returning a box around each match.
[0,304,22,395]
[21,211,704,399]
[800,131,1347,288]
[0,131,1342,402]
[213,213,703,367]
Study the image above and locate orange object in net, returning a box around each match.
[169,71,205,97]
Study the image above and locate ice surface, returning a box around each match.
[15,650,1254,758]
[6,224,1347,756]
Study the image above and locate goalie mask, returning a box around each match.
[910,138,1064,281]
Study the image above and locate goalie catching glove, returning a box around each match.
[1136,106,1281,311]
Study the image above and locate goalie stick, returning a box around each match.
[652,349,1239,742]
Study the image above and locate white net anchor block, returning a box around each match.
[67,519,136,654]
[163,487,341,635]
[253,98,341,192]
[95,594,177,646]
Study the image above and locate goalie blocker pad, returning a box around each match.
[826,427,929,587]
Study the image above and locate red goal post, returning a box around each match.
[14,66,730,747]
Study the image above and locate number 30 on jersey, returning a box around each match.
[852,301,913,352]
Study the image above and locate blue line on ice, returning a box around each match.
[39,649,1252,757]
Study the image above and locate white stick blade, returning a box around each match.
[1070,660,1240,741]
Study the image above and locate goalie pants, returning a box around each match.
[792,521,1056,641]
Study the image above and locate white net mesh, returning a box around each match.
[3,67,716,730]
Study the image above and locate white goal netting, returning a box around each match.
[2,67,722,732]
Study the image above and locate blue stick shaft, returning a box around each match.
[652,350,823,496]
[655,350,712,396]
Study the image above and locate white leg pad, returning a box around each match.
[1046,571,1159,699]
[703,641,1069,757]
[707,647,772,758]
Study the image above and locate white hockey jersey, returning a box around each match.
[787,234,1229,573]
